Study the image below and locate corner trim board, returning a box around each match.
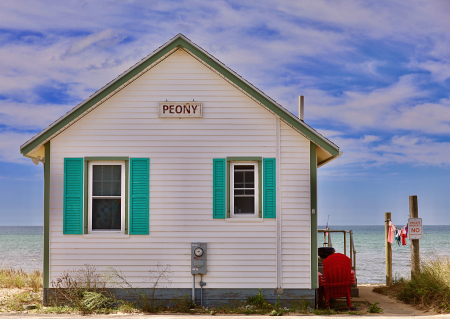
[43,141,50,289]
[310,142,318,289]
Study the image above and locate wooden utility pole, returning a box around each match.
[385,212,392,286]
[410,196,420,278]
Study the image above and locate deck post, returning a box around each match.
[385,212,392,286]
[344,232,347,256]
[409,196,420,278]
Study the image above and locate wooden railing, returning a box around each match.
[318,229,357,275]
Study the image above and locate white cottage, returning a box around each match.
[20,34,341,306]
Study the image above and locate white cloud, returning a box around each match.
[0,101,71,129]
[345,60,386,77]
[65,29,124,56]
[0,0,450,172]
[316,129,345,138]
[0,131,36,164]
[411,60,450,82]
[391,98,450,134]
[320,133,450,179]
[305,75,425,127]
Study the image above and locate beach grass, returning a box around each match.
[0,268,42,291]
[374,255,450,312]
[399,256,450,311]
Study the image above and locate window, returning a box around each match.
[63,157,149,235]
[88,161,125,233]
[213,157,275,219]
[230,162,258,217]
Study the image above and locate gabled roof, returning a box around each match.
[20,34,340,165]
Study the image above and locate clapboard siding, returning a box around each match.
[49,49,311,289]
[280,122,311,288]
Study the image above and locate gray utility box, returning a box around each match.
[191,242,207,275]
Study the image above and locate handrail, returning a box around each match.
[318,229,357,276]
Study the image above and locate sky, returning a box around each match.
[1,0,450,226]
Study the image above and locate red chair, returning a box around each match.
[318,253,352,309]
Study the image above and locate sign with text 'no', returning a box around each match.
[408,218,422,239]
[159,102,202,118]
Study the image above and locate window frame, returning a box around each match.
[87,161,125,233]
[230,162,259,218]
[84,157,129,234]
[226,157,262,218]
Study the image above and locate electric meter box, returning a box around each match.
[191,242,207,274]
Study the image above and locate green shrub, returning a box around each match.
[118,301,138,313]
[290,299,311,313]
[51,264,111,313]
[246,289,272,310]
[368,302,383,313]
[172,294,195,313]
[2,291,42,311]
[106,263,172,312]
[313,308,336,315]
[40,305,74,314]
[82,291,114,311]
[270,295,288,316]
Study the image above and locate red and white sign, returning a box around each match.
[159,102,202,118]
[408,218,422,239]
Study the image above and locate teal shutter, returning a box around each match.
[63,158,84,234]
[213,158,226,219]
[263,158,276,218]
[129,158,149,235]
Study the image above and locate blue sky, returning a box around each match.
[1,1,450,226]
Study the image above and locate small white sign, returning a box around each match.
[408,218,422,239]
[159,102,202,118]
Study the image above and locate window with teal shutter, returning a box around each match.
[214,157,276,219]
[213,159,226,219]
[63,158,84,234]
[263,158,276,218]
[129,158,149,234]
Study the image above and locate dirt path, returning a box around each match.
[355,284,431,316]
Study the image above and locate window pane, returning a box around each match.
[92,198,121,230]
[234,197,255,214]
[93,165,121,196]
[103,182,112,196]
[112,165,121,181]
[234,166,255,189]
[103,165,112,181]
[244,171,254,188]
[112,182,121,196]
[93,182,102,196]
[93,166,102,182]
[234,171,244,187]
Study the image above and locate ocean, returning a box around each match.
[318,225,450,283]
[1,225,449,284]
[0,226,43,272]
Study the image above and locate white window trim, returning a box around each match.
[88,161,126,234]
[230,162,259,218]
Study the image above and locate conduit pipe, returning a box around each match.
[276,117,282,289]
[192,274,195,303]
